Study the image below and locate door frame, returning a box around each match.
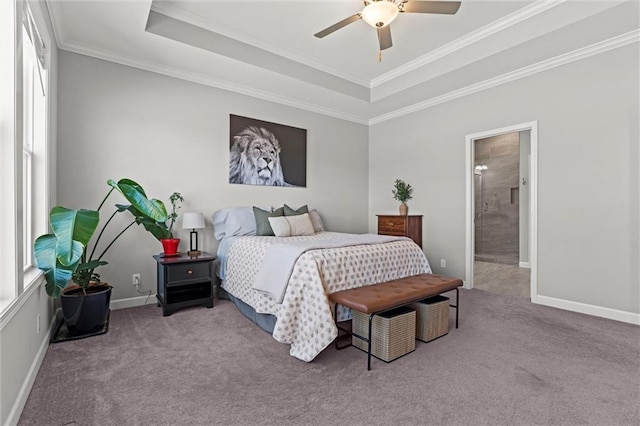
[464,121,538,301]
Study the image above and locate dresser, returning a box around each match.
[377,215,423,248]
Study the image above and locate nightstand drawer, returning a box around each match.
[167,262,210,285]
[378,216,407,235]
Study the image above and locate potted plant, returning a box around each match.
[140,192,183,256]
[392,179,413,215]
[34,178,168,336]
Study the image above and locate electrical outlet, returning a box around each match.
[440,259,446,268]
[36,314,41,334]
[132,273,141,286]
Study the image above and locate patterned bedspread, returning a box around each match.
[222,232,431,362]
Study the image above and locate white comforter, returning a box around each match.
[222,232,431,362]
[252,234,413,304]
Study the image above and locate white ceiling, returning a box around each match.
[46,0,639,124]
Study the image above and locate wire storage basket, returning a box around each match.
[413,295,450,342]
[352,306,416,362]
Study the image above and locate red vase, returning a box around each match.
[160,238,180,256]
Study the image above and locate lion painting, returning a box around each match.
[229,126,292,186]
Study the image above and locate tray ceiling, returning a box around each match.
[47,0,639,124]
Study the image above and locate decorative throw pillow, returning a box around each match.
[308,209,325,232]
[268,213,315,237]
[253,206,284,236]
[268,216,292,237]
[283,204,309,216]
[287,213,315,236]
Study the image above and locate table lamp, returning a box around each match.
[182,212,205,256]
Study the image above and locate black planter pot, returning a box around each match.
[60,284,112,336]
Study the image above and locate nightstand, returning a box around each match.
[153,252,216,316]
[377,215,423,248]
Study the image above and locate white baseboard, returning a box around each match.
[6,311,58,426]
[519,262,530,268]
[110,294,157,310]
[532,295,640,325]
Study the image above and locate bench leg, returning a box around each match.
[456,287,459,328]
[334,303,374,370]
[367,313,374,371]
[449,287,460,329]
[334,303,353,350]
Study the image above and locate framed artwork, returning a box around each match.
[229,114,307,187]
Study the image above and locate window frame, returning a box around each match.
[0,0,52,317]
[21,15,48,273]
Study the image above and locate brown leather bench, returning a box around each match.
[329,273,463,370]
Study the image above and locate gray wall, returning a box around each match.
[57,51,369,302]
[369,44,639,315]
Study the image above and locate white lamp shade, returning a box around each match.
[182,212,205,229]
[361,1,399,28]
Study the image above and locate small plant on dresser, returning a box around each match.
[392,179,413,215]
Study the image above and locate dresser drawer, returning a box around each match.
[166,262,210,285]
[378,216,407,235]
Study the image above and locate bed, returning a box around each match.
[213,207,432,362]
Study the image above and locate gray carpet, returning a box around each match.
[20,290,639,425]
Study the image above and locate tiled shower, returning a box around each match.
[474,132,520,265]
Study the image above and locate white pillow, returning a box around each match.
[268,213,315,237]
[286,213,316,236]
[212,206,270,240]
[268,216,292,237]
[309,209,324,232]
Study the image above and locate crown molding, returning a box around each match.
[44,0,66,49]
[51,0,637,130]
[57,28,638,128]
[368,29,640,125]
[370,0,566,88]
[59,39,369,125]
[150,1,371,88]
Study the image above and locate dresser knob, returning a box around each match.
[187,269,193,275]
[388,222,394,227]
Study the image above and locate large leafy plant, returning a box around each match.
[34,178,168,297]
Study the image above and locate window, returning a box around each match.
[22,11,47,271]
[0,0,19,305]
[0,0,51,314]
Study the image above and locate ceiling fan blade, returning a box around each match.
[400,1,461,15]
[377,26,393,50]
[314,14,362,38]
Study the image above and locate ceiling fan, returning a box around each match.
[314,1,461,60]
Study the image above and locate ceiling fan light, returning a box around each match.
[361,1,399,28]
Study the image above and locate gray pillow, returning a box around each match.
[254,206,284,236]
[283,204,309,216]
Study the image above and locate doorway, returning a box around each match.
[473,132,529,297]
[465,121,538,301]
